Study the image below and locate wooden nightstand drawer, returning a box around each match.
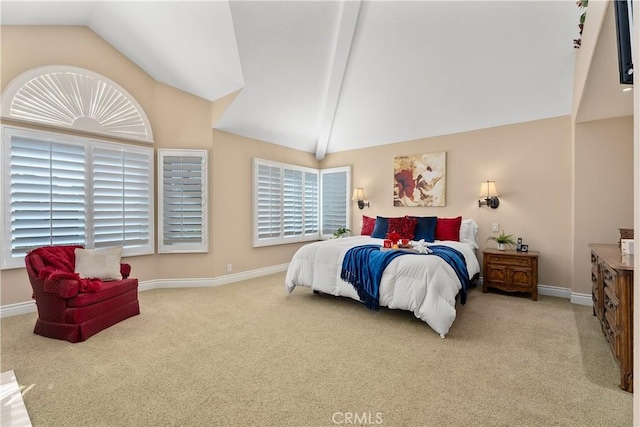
[485,254,532,267]
[509,267,534,289]
[482,249,539,301]
[485,265,507,285]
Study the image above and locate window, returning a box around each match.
[320,167,351,238]
[158,150,208,253]
[1,65,154,143]
[253,159,350,247]
[1,126,154,269]
[91,143,154,251]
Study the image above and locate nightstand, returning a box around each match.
[482,249,539,301]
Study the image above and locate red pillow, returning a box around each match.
[387,217,417,240]
[435,216,462,241]
[361,215,376,236]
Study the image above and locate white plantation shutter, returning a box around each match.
[91,143,153,254]
[158,150,208,253]
[253,159,348,246]
[283,169,303,237]
[304,171,319,236]
[5,132,86,262]
[1,126,153,269]
[320,167,350,238]
[255,162,282,242]
[1,66,153,143]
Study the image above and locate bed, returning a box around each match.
[284,219,481,338]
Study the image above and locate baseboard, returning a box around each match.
[138,263,289,292]
[138,277,216,292]
[569,292,593,306]
[478,277,593,307]
[538,284,571,299]
[1,264,290,318]
[0,300,36,318]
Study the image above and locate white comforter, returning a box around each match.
[285,236,480,337]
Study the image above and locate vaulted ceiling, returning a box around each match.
[2,1,626,158]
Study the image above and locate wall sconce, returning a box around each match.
[478,180,500,209]
[352,187,370,210]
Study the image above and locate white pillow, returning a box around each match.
[459,219,479,249]
[74,247,123,281]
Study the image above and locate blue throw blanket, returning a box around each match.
[340,244,469,311]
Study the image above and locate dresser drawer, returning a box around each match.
[592,293,603,319]
[604,309,621,359]
[604,286,619,325]
[485,254,532,267]
[601,264,617,294]
[591,270,598,289]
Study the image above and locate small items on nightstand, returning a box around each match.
[516,237,529,252]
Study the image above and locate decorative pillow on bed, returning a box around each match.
[459,219,479,248]
[74,247,123,281]
[408,216,437,242]
[371,216,389,239]
[435,216,462,241]
[387,217,417,240]
[361,215,376,236]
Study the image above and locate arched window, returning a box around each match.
[1,65,153,143]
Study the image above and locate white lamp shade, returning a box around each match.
[352,188,366,200]
[479,181,498,198]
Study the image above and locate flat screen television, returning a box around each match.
[614,0,634,85]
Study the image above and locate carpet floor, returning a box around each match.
[0,272,634,426]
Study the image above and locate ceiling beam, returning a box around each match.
[314,0,361,160]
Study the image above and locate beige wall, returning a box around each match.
[0,26,313,306]
[0,26,215,304]
[573,116,634,294]
[0,26,156,114]
[322,116,573,288]
[211,130,318,277]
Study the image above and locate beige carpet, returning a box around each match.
[0,272,633,426]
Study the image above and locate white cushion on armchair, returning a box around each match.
[74,247,123,281]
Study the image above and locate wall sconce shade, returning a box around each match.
[478,180,500,209]
[352,187,370,210]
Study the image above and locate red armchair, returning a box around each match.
[25,245,140,343]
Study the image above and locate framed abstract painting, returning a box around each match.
[393,152,446,207]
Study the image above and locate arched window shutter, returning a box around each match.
[1,65,153,144]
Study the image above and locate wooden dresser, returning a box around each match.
[589,243,634,392]
[482,249,539,301]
